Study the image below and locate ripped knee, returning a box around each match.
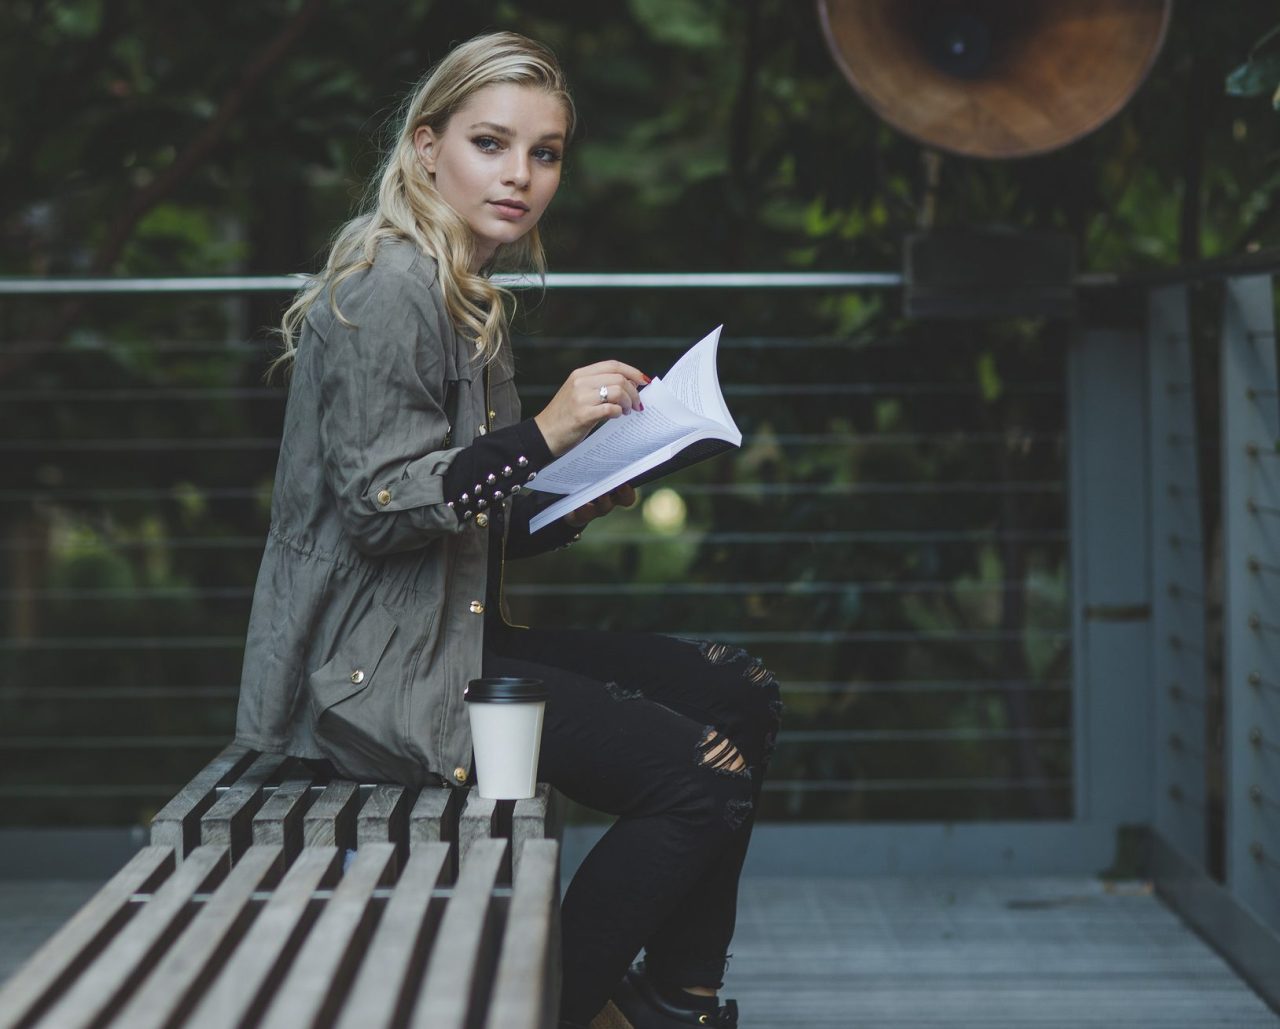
[696,726,750,777]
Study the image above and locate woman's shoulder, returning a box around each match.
[354,237,443,302]
[305,238,446,336]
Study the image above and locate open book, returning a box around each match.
[526,325,741,533]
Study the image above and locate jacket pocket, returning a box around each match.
[307,605,424,786]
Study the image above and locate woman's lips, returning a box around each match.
[489,200,529,219]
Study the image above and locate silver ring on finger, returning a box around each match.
[598,385,609,403]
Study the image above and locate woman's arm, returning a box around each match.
[316,261,471,555]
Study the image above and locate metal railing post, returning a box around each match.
[1147,284,1208,864]
[1068,322,1152,826]
[1221,273,1280,928]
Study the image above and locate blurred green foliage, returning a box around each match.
[2,0,1278,281]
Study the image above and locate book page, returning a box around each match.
[662,325,736,433]
[528,377,704,494]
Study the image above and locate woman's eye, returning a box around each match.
[474,136,501,152]
[533,148,562,164]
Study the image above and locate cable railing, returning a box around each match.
[0,269,1070,828]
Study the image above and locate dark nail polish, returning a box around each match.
[638,400,645,411]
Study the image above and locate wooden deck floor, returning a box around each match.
[722,876,1278,1027]
[3,875,1276,1027]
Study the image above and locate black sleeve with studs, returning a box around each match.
[440,418,553,528]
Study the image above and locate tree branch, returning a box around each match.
[0,0,326,380]
[91,0,326,274]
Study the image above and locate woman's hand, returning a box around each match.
[565,484,637,528]
[534,360,649,456]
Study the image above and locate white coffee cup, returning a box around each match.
[463,677,549,800]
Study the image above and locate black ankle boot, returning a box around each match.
[594,960,739,1028]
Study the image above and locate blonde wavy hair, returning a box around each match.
[271,31,575,374]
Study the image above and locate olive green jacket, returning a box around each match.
[234,240,568,788]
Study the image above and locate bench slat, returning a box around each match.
[513,784,563,881]
[485,839,562,1029]
[408,785,460,843]
[33,845,228,1028]
[356,783,412,855]
[252,774,316,862]
[459,792,501,872]
[0,847,174,1029]
[185,846,341,1029]
[200,751,287,861]
[151,743,255,860]
[109,845,283,1029]
[333,843,451,1029]
[259,843,397,1029]
[411,838,508,1029]
[303,780,360,849]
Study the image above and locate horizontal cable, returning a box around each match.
[0,387,281,402]
[0,437,280,453]
[0,637,243,651]
[0,587,253,600]
[526,382,1062,398]
[783,728,1069,743]
[0,735,229,749]
[0,629,1070,650]
[620,482,1064,497]
[0,785,183,798]
[650,629,1068,643]
[761,777,1071,793]
[0,335,1010,355]
[0,530,1068,552]
[0,340,264,355]
[0,481,1066,504]
[0,778,1068,799]
[0,686,238,700]
[0,431,1065,454]
[0,271,908,295]
[0,680,1072,700]
[1,382,1063,403]
[0,487,261,502]
[784,678,1070,694]
[577,530,1067,545]
[506,579,1053,597]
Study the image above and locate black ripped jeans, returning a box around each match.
[482,619,784,1027]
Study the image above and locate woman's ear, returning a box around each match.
[413,125,437,175]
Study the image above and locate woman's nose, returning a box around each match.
[503,152,531,188]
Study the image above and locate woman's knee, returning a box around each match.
[683,725,756,832]
[686,639,785,761]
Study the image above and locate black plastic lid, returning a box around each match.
[464,677,548,704]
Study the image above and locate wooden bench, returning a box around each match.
[0,744,567,1029]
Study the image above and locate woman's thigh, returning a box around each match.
[482,648,755,830]
[486,624,784,770]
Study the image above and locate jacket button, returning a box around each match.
[469,600,485,614]
[350,669,365,684]
[478,425,488,435]
[454,766,468,784]
[475,513,489,528]
[376,489,392,506]
[489,409,497,420]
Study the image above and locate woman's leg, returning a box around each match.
[486,625,784,994]
[482,647,757,1025]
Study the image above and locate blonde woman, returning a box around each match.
[236,31,782,1029]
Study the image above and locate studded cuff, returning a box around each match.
[441,418,553,527]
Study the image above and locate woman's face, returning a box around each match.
[414,83,567,270]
